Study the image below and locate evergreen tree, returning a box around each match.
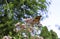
[40,26,58,39]
[40,26,52,39]
[50,30,58,39]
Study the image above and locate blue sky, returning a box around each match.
[41,0,60,38]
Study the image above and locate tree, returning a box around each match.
[50,30,58,39]
[0,0,50,19]
[40,26,58,39]
[40,26,52,39]
[0,0,50,39]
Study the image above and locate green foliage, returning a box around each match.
[1,0,50,19]
[50,30,58,39]
[40,26,58,39]
[40,26,51,39]
[0,0,51,39]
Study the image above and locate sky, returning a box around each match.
[41,0,60,38]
